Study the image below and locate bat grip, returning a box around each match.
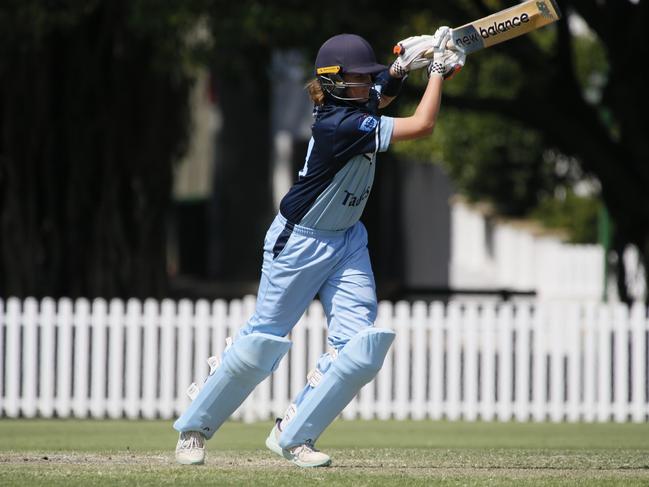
[422,38,458,59]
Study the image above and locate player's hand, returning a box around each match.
[426,25,451,78]
[390,35,435,78]
[427,26,465,80]
[431,26,452,60]
[440,49,466,80]
[427,49,466,80]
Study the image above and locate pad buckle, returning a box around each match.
[307,368,323,387]
[186,337,232,401]
[328,347,338,360]
[207,355,221,375]
[186,382,200,401]
[283,403,297,424]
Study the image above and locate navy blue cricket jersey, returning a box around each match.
[280,104,394,231]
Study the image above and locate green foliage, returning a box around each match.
[391,8,614,245]
[0,1,101,45]
[571,28,609,103]
[126,0,213,74]
[395,108,554,218]
[0,0,645,296]
[530,190,602,244]
[0,0,208,298]
[473,53,523,99]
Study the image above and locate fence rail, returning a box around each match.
[1,297,648,422]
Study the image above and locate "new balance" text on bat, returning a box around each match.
[449,0,562,54]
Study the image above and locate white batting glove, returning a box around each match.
[442,49,466,79]
[426,26,452,78]
[427,49,466,80]
[390,35,435,78]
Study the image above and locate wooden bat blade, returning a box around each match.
[451,0,562,54]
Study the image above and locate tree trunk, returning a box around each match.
[208,47,273,282]
[0,2,191,299]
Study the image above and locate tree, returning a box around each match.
[2,0,646,301]
[0,1,206,298]
[392,0,648,301]
[206,0,649,301]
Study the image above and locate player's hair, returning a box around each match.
[306,78,325,106]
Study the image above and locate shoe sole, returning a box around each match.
[291,457,332,468]
[265,433,284,457]
[266,431,331,468]
[176,455,205,465]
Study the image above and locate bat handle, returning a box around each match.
[394,35,458,59]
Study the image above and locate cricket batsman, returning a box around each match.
[173,27,465,468]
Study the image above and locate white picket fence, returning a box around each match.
[1,296,648,422]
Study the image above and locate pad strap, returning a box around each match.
[174,332,291,438]
[278,328,395,448]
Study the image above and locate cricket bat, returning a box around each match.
[396,0,562,57]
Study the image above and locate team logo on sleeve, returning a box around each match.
[358,115,378,133]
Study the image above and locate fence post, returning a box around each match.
[211,299,228,365]
[124,299,142,419]
[630,302,647,422]
[90,298,108,419]
[566,303,581,422]
[463,302,479,421]
[5,301,20,414]
[428,302,444,420]
[176,299,194,417]
[193,300,211,394]
[613,303,629,422]
[39,298,56,418]
[411,301,428,420]
[514,301,531,422]
[142,299,159,420]
[497,303,513,421]
[376,301,393,420]
[582,302,597,422]
[481,303,496,421]
[22,298,38,418]
[5,298,21,418]
[73,298,91,418]
[531,302,546,422]
[446,301,461,421]
[597,304,612,421]
[160,299,176,419]
[549,303,564,422]
[394,301,411,420]
[107,299,125,419]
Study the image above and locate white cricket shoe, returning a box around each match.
[265,419,331,468]
[175,431,206,465]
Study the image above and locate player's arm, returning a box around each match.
[375,32,443,111]
[390,27,465,142]
[391,74,443,141]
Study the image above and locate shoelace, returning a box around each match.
[179,432,204,450]
[291,441,319,456]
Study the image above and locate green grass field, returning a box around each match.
[1,419,648,486]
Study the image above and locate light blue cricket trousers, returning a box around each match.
[239,213,377,350]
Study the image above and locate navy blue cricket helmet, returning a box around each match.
[315,34,386,102]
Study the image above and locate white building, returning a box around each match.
[450,198,605,301]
